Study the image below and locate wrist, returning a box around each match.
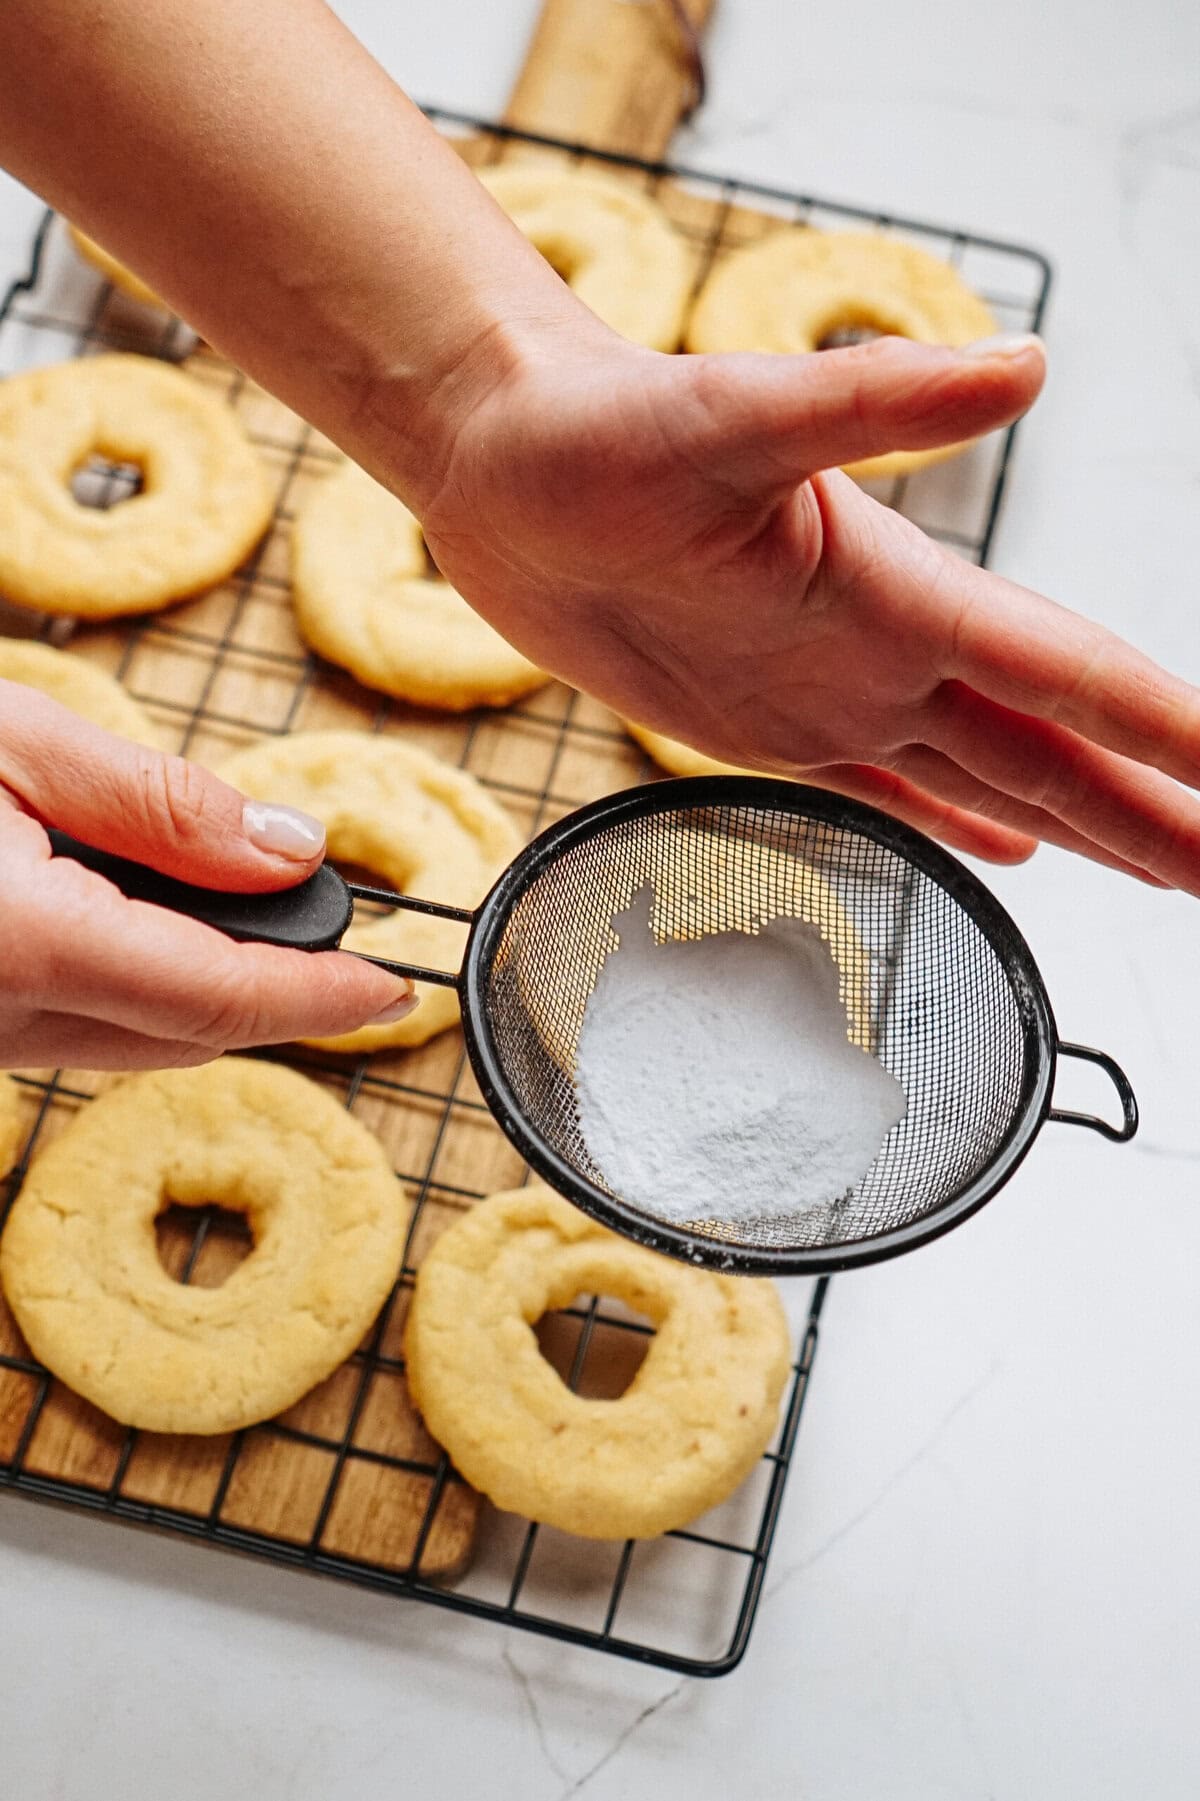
[349,283,605,520]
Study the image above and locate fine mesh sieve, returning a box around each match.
[49,776,1137,1276]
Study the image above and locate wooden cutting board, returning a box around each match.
[505,0,714,160]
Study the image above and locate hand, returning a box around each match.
[0,682,416,1069]
[420,326,1197,890]
[3,0,1190,885]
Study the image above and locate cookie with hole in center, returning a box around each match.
[477,163,693,351]
[0,1058,410,1433]
[0,354,272,618]
[217,731,522,1054]
[406,1184,791,1539]
[686,227,998,480]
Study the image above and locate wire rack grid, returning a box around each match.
[0,109,1051,1676]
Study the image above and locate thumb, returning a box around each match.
[681,332,1046,493]
[0,679,323,892]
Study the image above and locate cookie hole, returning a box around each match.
[70,453,144,509]
[333,858,398,922]
[155,1202,254,1289]
[535,1294,654,1400]
[815,324,888,351]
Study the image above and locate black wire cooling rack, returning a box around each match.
[0,109,1051,1676]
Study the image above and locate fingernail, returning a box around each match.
[958,332,1045,360]
[243,800,326,861]
[369,986,420,1025]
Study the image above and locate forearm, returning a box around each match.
[0,0,586,511]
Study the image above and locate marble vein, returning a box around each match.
[553,1680,688,1799]
[502,1645,572,1789]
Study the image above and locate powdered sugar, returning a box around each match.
[573,886,906,1227]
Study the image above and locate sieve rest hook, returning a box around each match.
[46,833,468,989]
[1049,1041,1138,1143]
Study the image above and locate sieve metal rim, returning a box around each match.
[459,776,1101,1276]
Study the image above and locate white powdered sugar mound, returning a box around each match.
[574,886,906,1225]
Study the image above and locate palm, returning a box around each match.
[423,334,1200,892]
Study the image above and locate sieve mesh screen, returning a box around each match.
[473,788,1043,1261]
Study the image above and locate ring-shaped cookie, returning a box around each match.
[0,1076,23,1179]
[292,460,548,710]
[0,354,273,618]
[217,731,521,1053]
[686,228,998,481]
[0,637,163,745]
[0,1059,410,1433]
[67,225,164,310]
[406,1185,791,1539]
[477,164,693,351]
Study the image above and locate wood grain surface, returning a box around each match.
[505,0,715,159]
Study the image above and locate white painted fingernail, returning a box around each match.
[370,986,420,1025]
[243,800,326,861]
[958,332,1045,360]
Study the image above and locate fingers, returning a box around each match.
[5,1015,218,1071]
[680,333,1045,493]
[842,502,1200,796]
[926,684,1200,891]
[938,560,1200,788]
[804,761,1038,864]
[817,486,1200,887]
[17,847,418,1049]
[0,680,325,892]
[892,741,1170,887]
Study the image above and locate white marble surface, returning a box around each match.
[2,2,1200,1796]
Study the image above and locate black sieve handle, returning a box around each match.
[46,831,467,985]
[1049,1042,1138,1142]
[47,829,354,949]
